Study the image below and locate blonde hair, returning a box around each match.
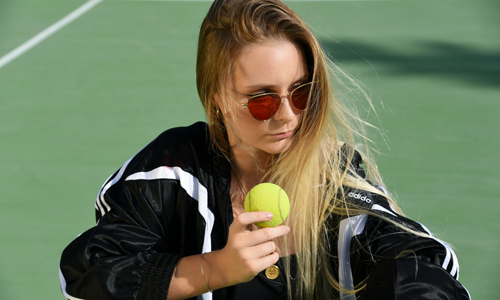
[197,0,406,299]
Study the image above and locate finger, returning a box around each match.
[249,225,290,245]
[233,211,274,229]
[240,240,277,260]
[228,225,289,250]
[248,252,280,275]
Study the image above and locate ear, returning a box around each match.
[211,94,227,124]
[213,94,222,112]
[214,93,230,115]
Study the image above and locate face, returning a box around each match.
[224,39,309,155]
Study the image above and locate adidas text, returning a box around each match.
[348,192,372,204]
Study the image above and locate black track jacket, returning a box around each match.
[59,122,470,300]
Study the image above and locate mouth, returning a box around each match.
[271,130,294,139]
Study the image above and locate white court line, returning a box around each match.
[0,0,385,70]
[0,0,103,70]
[110,0,214,1]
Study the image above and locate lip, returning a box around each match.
[271,130,293,139]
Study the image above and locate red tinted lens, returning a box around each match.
[247,95,281,120]
[291,84,311,110]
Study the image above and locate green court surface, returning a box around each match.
[0,0,498,299]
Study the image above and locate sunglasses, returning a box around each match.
[233,82,313,121]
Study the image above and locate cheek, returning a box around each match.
[237,113,264,140]
[224,107,260,143]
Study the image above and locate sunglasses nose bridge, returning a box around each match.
[275,93,295,116]
[278,91,292,103]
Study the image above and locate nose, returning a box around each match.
[274,94,296,122]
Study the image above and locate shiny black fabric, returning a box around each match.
[236,256,295,300]
[358,259,470,300]
[236,265,288,300]
[60,123,235,300]
[60,122,469,300]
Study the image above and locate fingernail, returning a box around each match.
[265,213,274,220]
[285,226,290,233]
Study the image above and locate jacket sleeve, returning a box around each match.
[336,145,470,299]
[60,124,215,300]
[350,195,471,300]
[359,258,470,300]
[59,176,184,300]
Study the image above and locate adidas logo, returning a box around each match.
[348,192,372,204]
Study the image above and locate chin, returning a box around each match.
[261,140,292,155]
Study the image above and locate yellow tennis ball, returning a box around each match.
[244,183,290,227]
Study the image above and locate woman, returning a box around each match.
[59,0,470,299]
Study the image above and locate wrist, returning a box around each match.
[201,250,232,291]
[200,253,212,293]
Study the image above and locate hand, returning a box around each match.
[208,211,290,287]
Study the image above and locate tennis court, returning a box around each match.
[0,0,498,299]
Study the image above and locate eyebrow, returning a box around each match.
[243,74,310,91]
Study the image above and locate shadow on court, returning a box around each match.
[321,40,500,88]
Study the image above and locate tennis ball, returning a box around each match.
[244,183,290,227]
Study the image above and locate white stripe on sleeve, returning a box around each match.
[338,214,368,300]
[126,166,215,300]
[372,204,459,279]
[95,142,151,217]
[59,264,87,300]
[126,166,215,256]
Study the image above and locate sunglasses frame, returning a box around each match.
[233,82,313,121]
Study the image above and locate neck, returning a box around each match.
[230,145,271,189]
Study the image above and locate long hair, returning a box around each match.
[197,0,404,298]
